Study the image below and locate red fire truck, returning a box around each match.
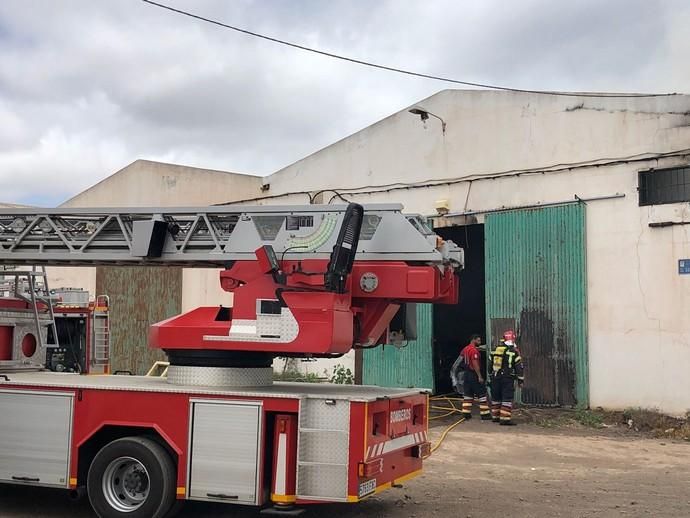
[0,203,462,518]
[0,272,109,375]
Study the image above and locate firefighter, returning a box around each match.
[490,330,524,426]
[460,334,491,420]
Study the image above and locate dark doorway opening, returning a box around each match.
[433,224,486,393]
[46,315,87,373]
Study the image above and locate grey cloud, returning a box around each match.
[0,0,687,206]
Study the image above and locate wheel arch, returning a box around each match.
[77,424,180,487]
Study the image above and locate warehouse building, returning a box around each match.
[47,89,690,415]
[263,89,690,415]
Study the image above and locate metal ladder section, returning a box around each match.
[3,267,59,352]
[0,205,458,267]
[27,267,59,351]
[296,397,351,501]
[91,295,110,370]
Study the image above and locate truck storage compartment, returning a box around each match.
[188,399,262,505]
[297,398,351,501]
[0,390,73,488]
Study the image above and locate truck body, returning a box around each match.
[0,373,428,509]
[0,203,460,517]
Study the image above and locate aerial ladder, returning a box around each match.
[0,203,462,518]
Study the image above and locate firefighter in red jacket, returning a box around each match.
[490,330,525,426]
[460,334,491,420]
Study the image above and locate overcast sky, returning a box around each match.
[0,0,688,206]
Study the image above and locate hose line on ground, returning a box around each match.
[424,394,467,458]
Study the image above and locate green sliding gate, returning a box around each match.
[485,203,588,406]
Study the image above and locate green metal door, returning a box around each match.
[485,204,588,407]
[362,304,434,390]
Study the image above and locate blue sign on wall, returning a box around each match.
[680,259,690,275]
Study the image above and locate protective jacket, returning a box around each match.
[491,342,524,382]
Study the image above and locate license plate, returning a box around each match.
[358,478,377,498]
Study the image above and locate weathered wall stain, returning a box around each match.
[96,266,182,374]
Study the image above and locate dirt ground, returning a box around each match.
[2,410,689,518]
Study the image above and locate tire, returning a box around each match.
[87,436,176,518]
[166,499,185,517]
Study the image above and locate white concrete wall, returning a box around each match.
[267,90,690,198]
[60,159,262,207]
[49,159,262,308]
[587,178,690,415]
[265,90,690,414]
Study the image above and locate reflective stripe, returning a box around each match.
[501,402,513,407]
[274,433,288,496]
[365,431,428,460]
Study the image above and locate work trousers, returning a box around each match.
[462,371,490,419]
[490,376,515,423]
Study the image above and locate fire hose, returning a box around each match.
[424,394,467,458]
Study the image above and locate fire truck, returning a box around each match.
[0,271,110,375]
[0,203,462,518]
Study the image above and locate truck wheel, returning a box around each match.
[87,436,176,518]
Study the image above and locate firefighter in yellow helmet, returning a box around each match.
[490,330,524,426]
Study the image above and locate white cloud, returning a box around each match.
[0,0,688,205]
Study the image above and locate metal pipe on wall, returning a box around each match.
[436,193,626,219]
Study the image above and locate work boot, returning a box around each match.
[462,413,472,420]
[492,418,501,423]
[481,415,492,421]
[499,421,517,426]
